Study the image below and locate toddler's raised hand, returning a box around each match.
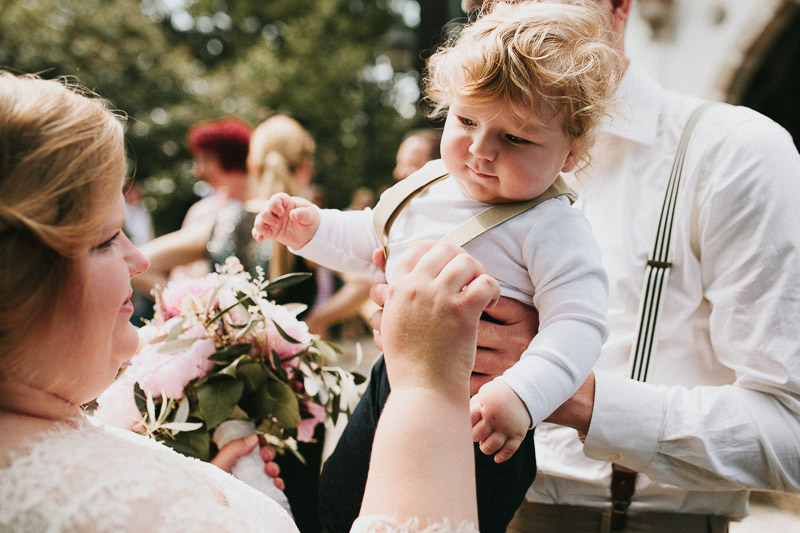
[470,379,531,463]
[251,192,320,250]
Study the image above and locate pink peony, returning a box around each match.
[297,401,327,442]
[129,325,216,399]
[264,302,311,360]
[95,371,144,432]
[158,274,220,321]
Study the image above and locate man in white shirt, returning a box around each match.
[455,0,800,531]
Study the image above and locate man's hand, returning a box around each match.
[471,297,538,395]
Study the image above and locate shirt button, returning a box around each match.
[608,453,620,461]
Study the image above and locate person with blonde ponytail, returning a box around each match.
[246,115,316,289]
[135,114,370,531]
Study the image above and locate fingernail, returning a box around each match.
[245,434,258,447]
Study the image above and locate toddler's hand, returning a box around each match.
[251,192,320,250]
[470,379,531,463]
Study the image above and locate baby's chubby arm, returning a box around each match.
[251,192,320,250]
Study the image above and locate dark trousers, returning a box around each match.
[318,356,536,533]
[276,422,325,533]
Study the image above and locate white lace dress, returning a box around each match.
[0,415,298,533]
[0,415,479,533]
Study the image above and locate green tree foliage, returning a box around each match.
[1,0,425,233]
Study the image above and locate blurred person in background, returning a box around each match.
[135,115,370,533]
[392,128,441,181]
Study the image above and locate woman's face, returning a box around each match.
[47,190,149,404]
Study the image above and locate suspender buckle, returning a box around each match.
[646,259,672,269]
[610,464,637,531]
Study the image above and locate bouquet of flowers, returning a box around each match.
[96,256,364,465]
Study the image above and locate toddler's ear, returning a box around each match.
[561,150,578,173]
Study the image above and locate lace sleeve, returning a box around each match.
[351,515,479,533]
[0,416,298,533]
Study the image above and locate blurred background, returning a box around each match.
[1,0,470,235]
[2,0,796,237]
[3,0,798,528]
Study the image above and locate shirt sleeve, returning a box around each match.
[498,204,609,427]
[291,207,383,278]
[584,110,800,492]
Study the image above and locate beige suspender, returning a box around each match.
[372,163,576,259]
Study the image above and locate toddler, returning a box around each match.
[254,2,622,529]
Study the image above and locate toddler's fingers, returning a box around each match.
[469,397,483,427]
[251,219,271,241]
[478,431,505,457]
[494,437,522,464]
[471,417,494,444]
[289,206,316,226]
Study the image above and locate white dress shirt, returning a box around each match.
[296,163,608,427]
[529,62,800,519]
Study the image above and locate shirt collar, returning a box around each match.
[600,61,662,146]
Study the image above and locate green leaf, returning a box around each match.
[314,340,341,364]
[264,272,313,292]
[209,343,253,362]
[236,360,270,393]
[166,318,186,341]
[174,428,211,461]
[133,383,148,417]
[244,380,301,429]
[330,394,341,425]
[146,390,157,423]
[174,397,190,425]
[157,337,201,355]
[205,292,254,327]
[270,351,289,382]
[197,377,244,430]
[160,436,202,458]
[271,319,301,344]
[162,421,204,433]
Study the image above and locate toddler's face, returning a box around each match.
[440,95,576,204]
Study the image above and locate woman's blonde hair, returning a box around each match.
[423,1,623,168]
[247,115,316,280]
[0,72,125,365]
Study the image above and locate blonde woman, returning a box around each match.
[0,71,500,533]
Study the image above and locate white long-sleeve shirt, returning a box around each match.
[529,62,800,519]
[295,163,609,427]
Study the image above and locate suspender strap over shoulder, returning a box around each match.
[628,102,714,383]
[372,163,576,260]
[610,102,714,531]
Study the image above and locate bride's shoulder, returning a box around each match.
[0,412,59,466]
[351,515,479,533]
[1,415,297,533]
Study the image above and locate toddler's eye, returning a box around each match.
[506,134,531,145]
[458,116,476,127]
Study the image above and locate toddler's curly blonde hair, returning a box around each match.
[424,1,623,168]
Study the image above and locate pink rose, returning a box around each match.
[130,326,216,399]
[95,372,144,432]
[297,401,326,442]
